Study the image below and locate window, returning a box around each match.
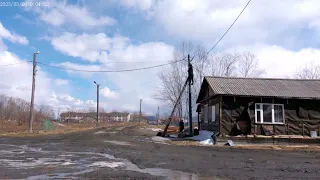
[204,104,208,123]
[211,105,216,122]
[255,103,284,124]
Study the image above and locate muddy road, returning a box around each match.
[0,125,319,180]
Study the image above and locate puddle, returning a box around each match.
[1,143,199,179]
[122,160,198,179]
[25,169,95,180]
[104,140,135,146]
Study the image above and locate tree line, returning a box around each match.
[0,94,55,126]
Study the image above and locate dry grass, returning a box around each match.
[0,121,136,137]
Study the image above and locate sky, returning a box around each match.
[1,0,320,117]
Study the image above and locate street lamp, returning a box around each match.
[94,81,100,127]
[29,51,40,133]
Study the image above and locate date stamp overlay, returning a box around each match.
[0,1,50,7]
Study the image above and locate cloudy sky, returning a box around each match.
[0,0,320,116]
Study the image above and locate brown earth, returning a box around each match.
[0,124,319,180]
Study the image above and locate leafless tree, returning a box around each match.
[209,52,240,77]
[295,60,320,79]
[0,94,54,127]
[156,41,210,119]
[237,52,265,78]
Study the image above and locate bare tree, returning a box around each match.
[295,60,320,79]
[209,52,240,77]
[238,52,265,78]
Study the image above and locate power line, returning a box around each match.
[194,0,252,59]
[0,61,32,67]
[37,58,185,73]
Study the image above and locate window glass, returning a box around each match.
[212,105,216,122]
[274,105,284,123]
[263,104,272,122]
[256,110,261,122]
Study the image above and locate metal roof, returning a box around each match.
[204,76,320,99]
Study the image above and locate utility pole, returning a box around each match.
[29,51,39,133]
[94,81,100,127]
[139,99,142,125]
[157,106,159,125]
[188,54,193,136]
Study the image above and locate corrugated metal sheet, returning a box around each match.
[205,76,320,99]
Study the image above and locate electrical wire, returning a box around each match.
[37,58,185,73]
[0,61,32,67]
[193,0,252,60]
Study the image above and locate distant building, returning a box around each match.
[60,111,131,123]
[100,112,131,122]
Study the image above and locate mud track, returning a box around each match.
[0,125,319,179]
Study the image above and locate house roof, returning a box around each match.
[197,76,320,102]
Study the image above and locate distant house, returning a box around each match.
[196,76,320,137]
[100,112,131,122]
[60,111,131,123]
[59,112,95,123]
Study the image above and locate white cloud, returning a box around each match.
[115,0,320,47]
[49,32,174,114]
[24,0,116,29]
[0,22,28,45]
[51,32,115,62]
[101,87,119,99]
[51,32,174,66]
[0,50,98,115]
[116,0,154,11]
[228,44,320,78]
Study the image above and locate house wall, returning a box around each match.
[199,96,220,133]
[220,96,320,136]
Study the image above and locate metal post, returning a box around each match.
[29,51,39,133]
[188,54,193,136]
[94,81,100,127]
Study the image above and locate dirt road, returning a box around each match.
[0,125,319,179]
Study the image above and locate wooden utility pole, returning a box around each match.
[94,81,100,127]
[139,99,142,125]
[29,51,39,133]
[188,54,193,136]
[157,106,159,125]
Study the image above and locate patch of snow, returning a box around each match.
[152,136,170,142]
[89,161,125,168]
[61,162,76,165]
[185,130,214,145]
[58,154,73,157]
[169,134,178,138]
[94,131,106,134]
[199,139,214,145]
[146,128,162,132]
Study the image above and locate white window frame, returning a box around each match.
[211,105,216,122]
[255,103,285,124]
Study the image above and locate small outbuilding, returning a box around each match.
[196,76,320,137]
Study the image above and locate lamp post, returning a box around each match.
[94,81,100,127]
